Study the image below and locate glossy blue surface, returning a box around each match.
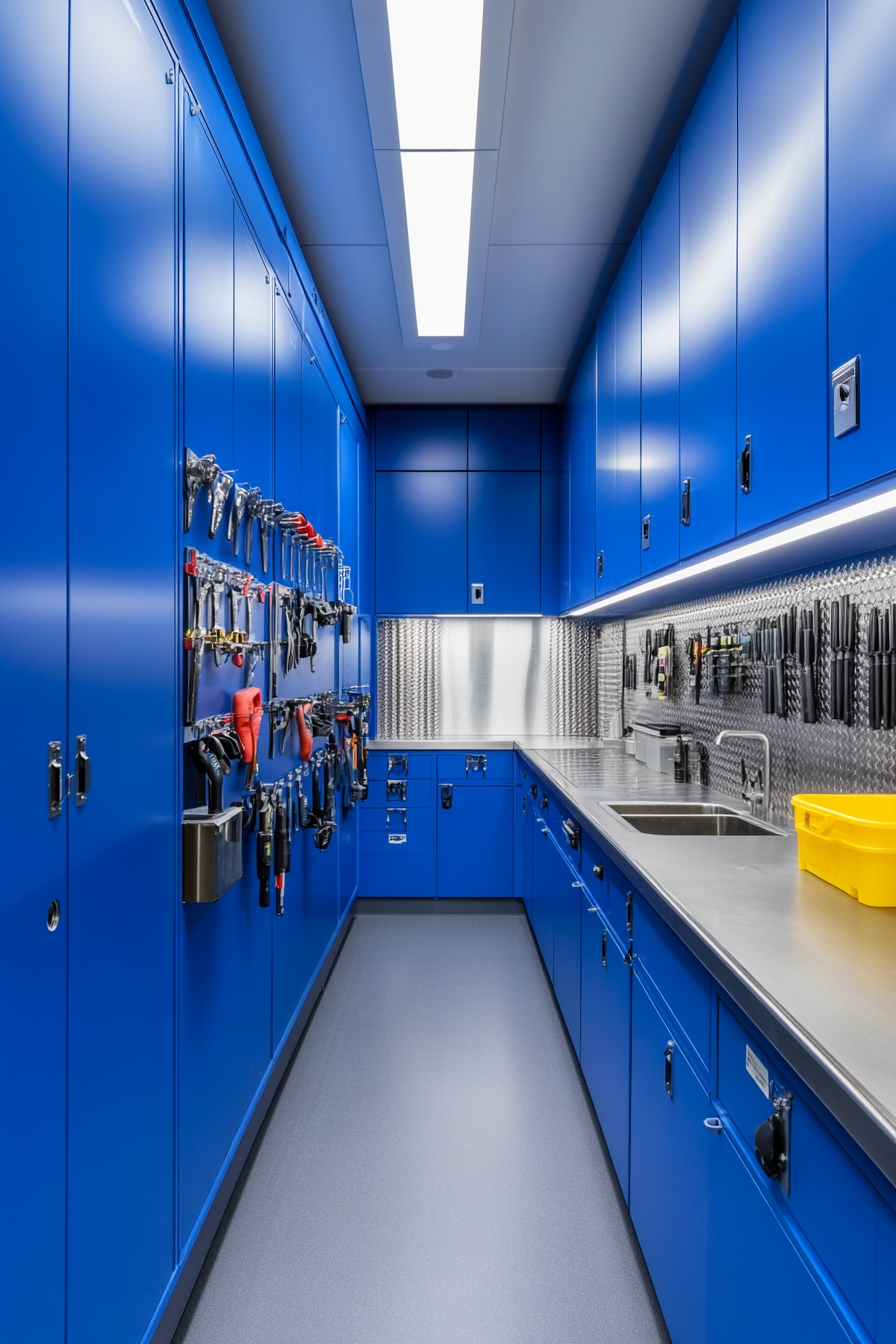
[640,150,681,575]
[0,3,69,1340]
[549,834,582,1056]
[680,25,737,558]
[736,0,828,531]
[630,974,708,1344]
[468,471,541,613]
[532,820,555,976]
[67,3,177,1338]
[828,0,896,495]
[437,786,514,898]
[580,908,631,1201]
[468,407,541,470]
[634,896,711,1075]
[595,290,617,595]
[375,407,467,470]
[563,335,597,608]
[614,237,643,589]
[376,471,468,613]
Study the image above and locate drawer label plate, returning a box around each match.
[388,834,407,845]
[746,1045,769,1097]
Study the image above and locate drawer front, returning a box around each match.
[359,851,436,897]
[367,751,433,780]
[582,834,631,945]
[515,753,531,786]
[365,779,433,809]
[360,806,432,834]
[633,894,711,1073]
[437,750,512,782]
[360,828,433,856]
[717,1001,877,1334]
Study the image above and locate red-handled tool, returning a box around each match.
[296,702,313,761]
[233,686,263,785]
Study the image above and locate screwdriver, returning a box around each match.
[257,798,272,908]
[274,798,290,916]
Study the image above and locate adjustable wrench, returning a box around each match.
[184,448,218,532]
[208,468,234,540]
[228,482,250,556]
[244,488,263,567]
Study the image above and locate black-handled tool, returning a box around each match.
[257,800,272,907]
[274,798,290,916]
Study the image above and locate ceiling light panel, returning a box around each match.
[386,0,484,149]
[401,150,475,335]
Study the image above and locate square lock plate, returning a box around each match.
[832,356,859,438]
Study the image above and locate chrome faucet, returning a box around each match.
[715,731,771,816]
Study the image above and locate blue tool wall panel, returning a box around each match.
[274,828,340,1041]
[234,210,273,484]
[376,407,468,469]
[828,0,896,495]
[595,290,616,595]
[614,237,644,589]
[640,150,681,575]
[736,0,828,532]
[0,3,69,1340]
[376,471,468,613]
[680,24,738,558]
[468,471,541,613]
[274,294,304,508]
[67,2,177,1340]
[468,407,541,470]
[564,336,597,608]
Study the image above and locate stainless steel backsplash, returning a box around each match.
[377,618,600,738]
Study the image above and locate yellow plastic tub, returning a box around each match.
[792,794,896,907]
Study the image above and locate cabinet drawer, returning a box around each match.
[437,751,512,782]
[634,895,711,1073]
[717,1001,877,1334]
[359,851,436,898]
[365,779,433,808]
[582,835,631,946]
[360,806,432,834]
[367,751,432,780]
[360,828,433,856]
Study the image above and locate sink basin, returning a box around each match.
[618,813,782,837]
[606,802,742,817]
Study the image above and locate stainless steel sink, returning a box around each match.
[604,800,784,836]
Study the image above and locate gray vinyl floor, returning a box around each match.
[174,900,669,1344]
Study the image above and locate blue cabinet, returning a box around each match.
[736,0,828,532]
[532,817,554,974]
[437,785,514,898]
[580,899,632,1198]
[376,471,467,613]
[595,290,616,594]
[550,833,582,1055]
[828,0,896,494]
[630,974,709,1344]
[614,237,644,588]
[376,407,467,469]
[234,210,273,483]
[274,293,303,508]
[469,407,540,470]
[563,335,597,608]
[679,26,737,558]
[0,2,69,1339]
[468,471,540,613]
[514,785,534,920]
[640,151,681,575]
[67,3,177,1338]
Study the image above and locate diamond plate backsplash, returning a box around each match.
[597,551,896,819]
[377,619,441,738]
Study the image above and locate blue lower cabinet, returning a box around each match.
[274,825,339,1041]
[633,895,711,1074]
[630,974,708,1344]
[339,802,359,917]
[549,832,582,1054]
[437,750,513,782]
[532,818,554,973]
[437,785,513,897]
[580,903,632,1200]
[514,786,534,920]
[707,1127,851,1344]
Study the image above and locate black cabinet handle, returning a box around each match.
[48,742,64,818]
[597,551,604,580]
[680,477,691,526]
[562,818,581,850]
[664,1041,675,1098]
[601,929,607,966]
[592,863,604,881]
[739,435,752,494]
[626,891,633,934]
[74,735,91,807]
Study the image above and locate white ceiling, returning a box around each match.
[203,0,738,404]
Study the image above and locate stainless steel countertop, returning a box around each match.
[369,738,606,752]
[515,742,896,1192]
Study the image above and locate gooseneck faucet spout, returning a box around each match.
[715,730,771,816]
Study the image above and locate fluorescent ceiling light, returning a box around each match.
[386,0,484,149]
[401,151,475,337]
[567,488,896,616]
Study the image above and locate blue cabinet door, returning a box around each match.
[468,471,540,612]
[737,0,827,532]
[274,293,303,508]
[580,907,631,1200]
[0,3,68,1339]
[829,0,896,494]
[68,4,177,1339]
[640,150,680,575]
[707,1127,851,1344]
[595,289,616,594]
[376,407,467,469]
[274,806,340,1042]
[630,975,709,1344]
[564,335,597,608]
[469,407,540,470]
[549,833,581,1055]
[234,208,273,510]
[514,787,534,919]
[532,819,554,974]
[437,786,513,897]
[680,25,737,558]
[614,237,643,588]
[376,471,467,613]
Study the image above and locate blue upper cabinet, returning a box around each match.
[563,334,597,608]
[640,150,681,575]
[376,407,467,469]
[614,236,644,589]
[828,0,896,495]
[736,0,828,533]
[376,471,467,613]
[595,287,616,595]
[680,26,737,559]
[468,408,540,470]
[468,471,540,612]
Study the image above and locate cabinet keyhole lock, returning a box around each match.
[664,1041,675,1098]
[754,1084,792,1194]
